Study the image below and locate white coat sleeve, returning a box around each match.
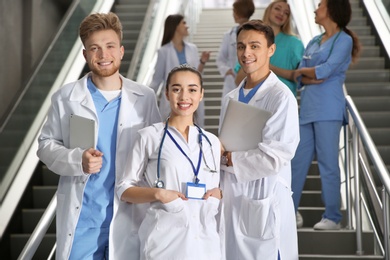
[216,32,232,77]
[116,131,149,199]
[150,48,166,93]
[232,94,300,183]
[37,95,85,176]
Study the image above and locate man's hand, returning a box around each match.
[82,148,103,174]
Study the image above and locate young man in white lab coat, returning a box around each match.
[218,20,300,260]
[37,12,160,259]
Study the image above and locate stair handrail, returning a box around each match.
[17,193,57,260]
[345,95,390,258]
[363,0,390,61]
[126,0,158,80]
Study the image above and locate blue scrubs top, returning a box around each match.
[77,77,121,228]
[298,30,352,125]
[175,45,187,65]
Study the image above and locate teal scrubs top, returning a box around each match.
[271,32,304,96]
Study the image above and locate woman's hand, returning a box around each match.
[301,76,324,85]
[292,69,302,83]
[200,51,211,64]
[156,188,188,204]
[203,188,223,200]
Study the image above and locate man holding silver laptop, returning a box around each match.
[37,12,160,260]
[218,20,300,260]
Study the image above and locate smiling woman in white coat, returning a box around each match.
[37,13,161,259]
[150,14,210,128]
[117,65,222,260]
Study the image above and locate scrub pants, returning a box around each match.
[69,227,109,260]
[291,120,343,223]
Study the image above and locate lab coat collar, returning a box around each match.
[232,71,279,102]
[69,72,145,101]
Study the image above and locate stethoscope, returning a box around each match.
[155,119,217,189]
[303,30,342,62]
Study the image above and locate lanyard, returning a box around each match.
[238,80,264,104]
[167,130,202,184]
[156,120,214,188]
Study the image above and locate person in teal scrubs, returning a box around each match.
[291,0,361,230]
[235,0,304,96]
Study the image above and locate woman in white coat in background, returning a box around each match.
[150,14,210,127]
[216,0,254,98]
[117,65,222,260]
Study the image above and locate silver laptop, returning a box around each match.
[219,99,272,152]
[69,114,96,149]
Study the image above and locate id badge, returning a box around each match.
[186,182,206,200]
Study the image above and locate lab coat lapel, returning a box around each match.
[69,73,96,112]
[250,71,278,105]
[117,75,143,135]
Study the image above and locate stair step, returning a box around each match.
[33,186,57,208]
[298,229,376,255]
[360,112,390,128]
[347,82,390,97]
[346,70,390,83]
[299,254,384,260]
[352,97,390,111]
[10,234,56,260]
[349,57,384,70]
[22,209,56,233]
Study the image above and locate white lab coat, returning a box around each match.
[37,73,161,260]
[218,72,300,260]
[150,41,205,127]
[216,27,238,98]
[117,123,221,260]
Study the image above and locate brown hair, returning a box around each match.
[263,0,293,35]
[237,19,275,47]
[233,0,255,19]
[161,14,184,46]
[79,12,123,45]
[326,0,361,62]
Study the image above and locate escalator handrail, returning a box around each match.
[0,0,81,133]
[364,0,390,59]
[127,0,158,80]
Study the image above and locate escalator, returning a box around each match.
[0,0,150,258]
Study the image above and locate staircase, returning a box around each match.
[0,1,150,259]
[346,0,390,173]
[195,3,385,259]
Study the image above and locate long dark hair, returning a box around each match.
[161,14,184,46]
[327,0,361,62]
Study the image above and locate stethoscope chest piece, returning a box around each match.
[155,179,165,189]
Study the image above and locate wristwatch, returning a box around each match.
[221,151,229,166]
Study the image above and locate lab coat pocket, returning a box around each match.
[156,198,189,230]
[200,196,220,228]
[238,195,280,240]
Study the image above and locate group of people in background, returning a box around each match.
[36,0,360,259]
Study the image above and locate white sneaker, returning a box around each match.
[296,211,303,228]
[313,218,341,230]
